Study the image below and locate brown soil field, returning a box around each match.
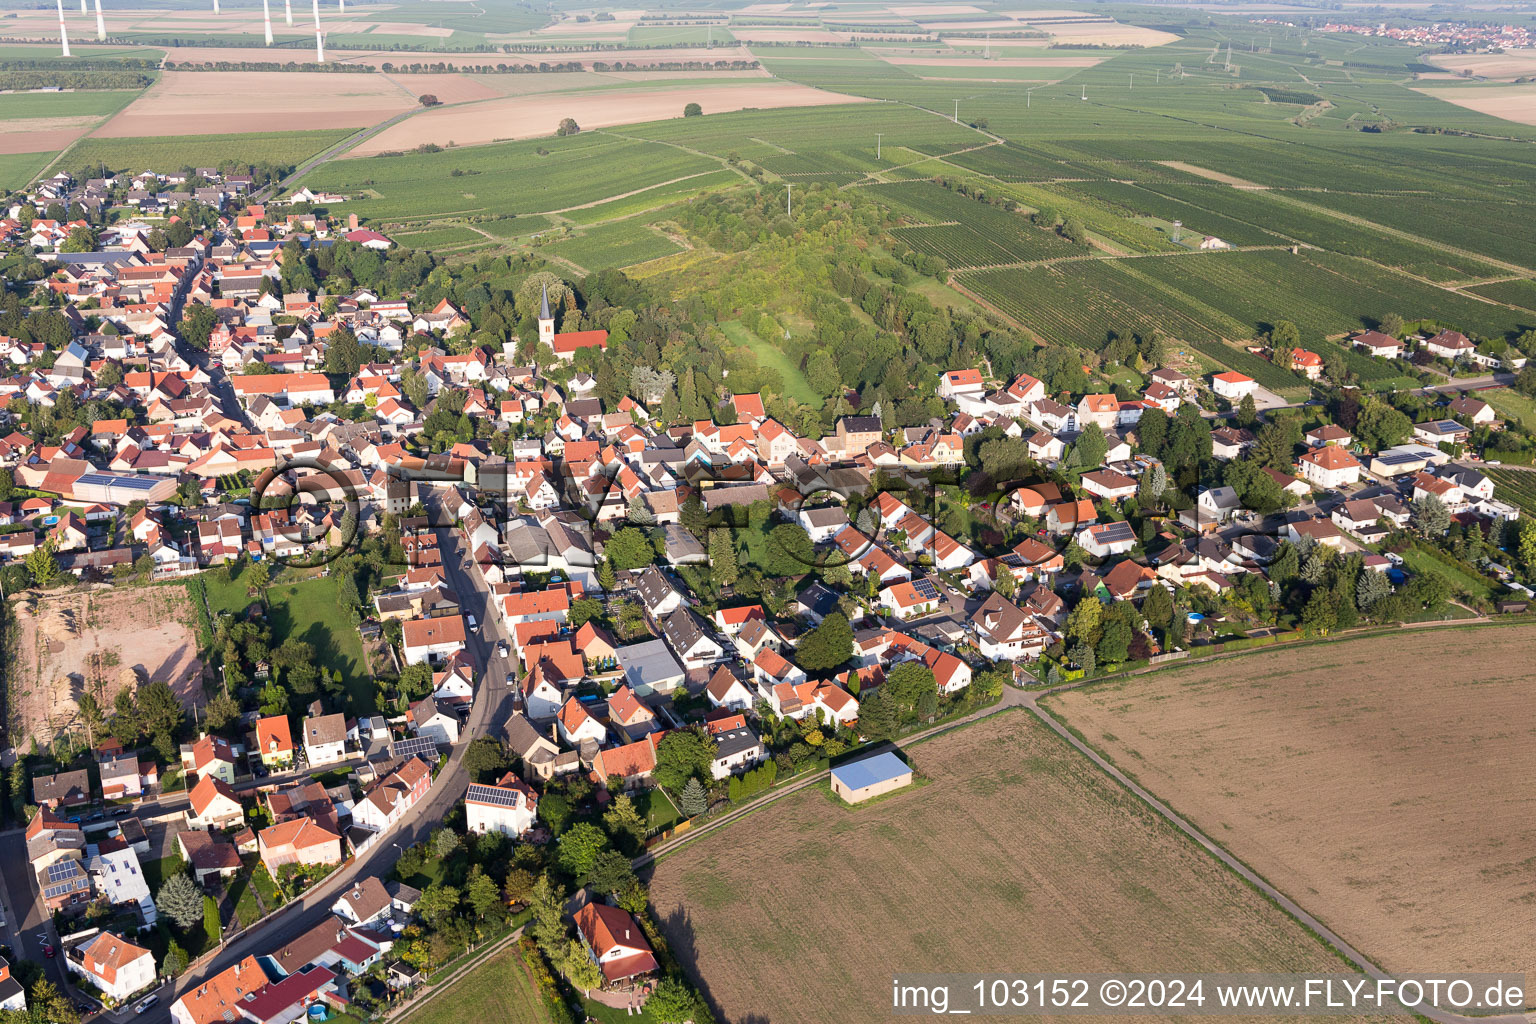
[157,44,757,69]
[882,54,1106,67]
[379,72,501,104]
[1047,628,1536,981]
[7,585,203,747]
[350,80,869,154]
[0,116,100,155]
[1429,50,1536,81]
[94,70,417,136]
[890,3,987,14]
[1414,85,1536,125]
[1036,20,1179,45]
[649,712,1388,1024]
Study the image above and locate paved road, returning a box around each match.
[121,516,511,1024]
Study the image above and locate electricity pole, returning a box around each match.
[786,183,792,217]
[953,99,959,123]
[876,133,883,159]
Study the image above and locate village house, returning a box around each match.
[465,772,539,838]
[66,932,156,1004]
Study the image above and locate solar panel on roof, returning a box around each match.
[1094,522,1135,541]
[390,736,439,760]
[466,784,524,808]
[911,578,940,601]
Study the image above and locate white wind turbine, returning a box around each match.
[56,0,71,57]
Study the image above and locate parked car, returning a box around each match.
[41,943,54,958]
[135,995,158,1014]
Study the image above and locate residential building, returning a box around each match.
[255,715,295,767]
[66,932,156,1003]
[1298,445,1362,489]
[303,713,348,766]
[465,772,539,838]
[186,775,244,831]
[573,903,660,986]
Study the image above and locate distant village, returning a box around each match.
[0,163,1532,1024]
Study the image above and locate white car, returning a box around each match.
[135,995,159,1014]
[466,613,478,629]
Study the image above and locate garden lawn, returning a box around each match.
[398,944,555,1024]
[265,575,375,714]
[1484,387,1536,431]
[638,786,682,831]
[1399,545,1499,603]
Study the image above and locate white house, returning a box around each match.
[705,666,756,712]
[1297,446,1362,489]
[67,932,156,1003]
[1078,520,1137,558]
[465,772,538,838]
[1211,371,1258,401]
[302,713,349,767]
[409,697,461,746]
[401,615,467,666]
[938,368,987,401]
[0,957,25,1012]
[972,592,1049,662]
[556,697,607,747]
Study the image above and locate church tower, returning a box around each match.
[538,283,555,348]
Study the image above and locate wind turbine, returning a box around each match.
[313,0,324,61]
[263,0,273,44]
[285,0,293,26]
[56,0,70,57]
[94,0,104,40]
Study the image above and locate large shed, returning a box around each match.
[830,751,913,804]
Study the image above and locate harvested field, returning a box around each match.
[880,54,1106,67]
[157,44,757,69]
[7,586,202,747]
[95,71,416,137]
[1039,21,1179,45]
[0,117,101,155]
[1429,49,1536,81]
[650,712,1388,1024]
[351,80,869,154]
[1414,85,1536,126]
[1047,628,1536,981]
[380,72,502,105]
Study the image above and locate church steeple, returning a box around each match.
[538,282,555,348]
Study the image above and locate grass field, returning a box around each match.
[203,568,373,713]
[719,319,818,406]
[0,152,57,191]
[302,133,719,221]
[62,129,354,177]
[399,944,554,1024]
[649,712,1385,1024]
[0,90,144,120]
[1046,628,1536,981]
